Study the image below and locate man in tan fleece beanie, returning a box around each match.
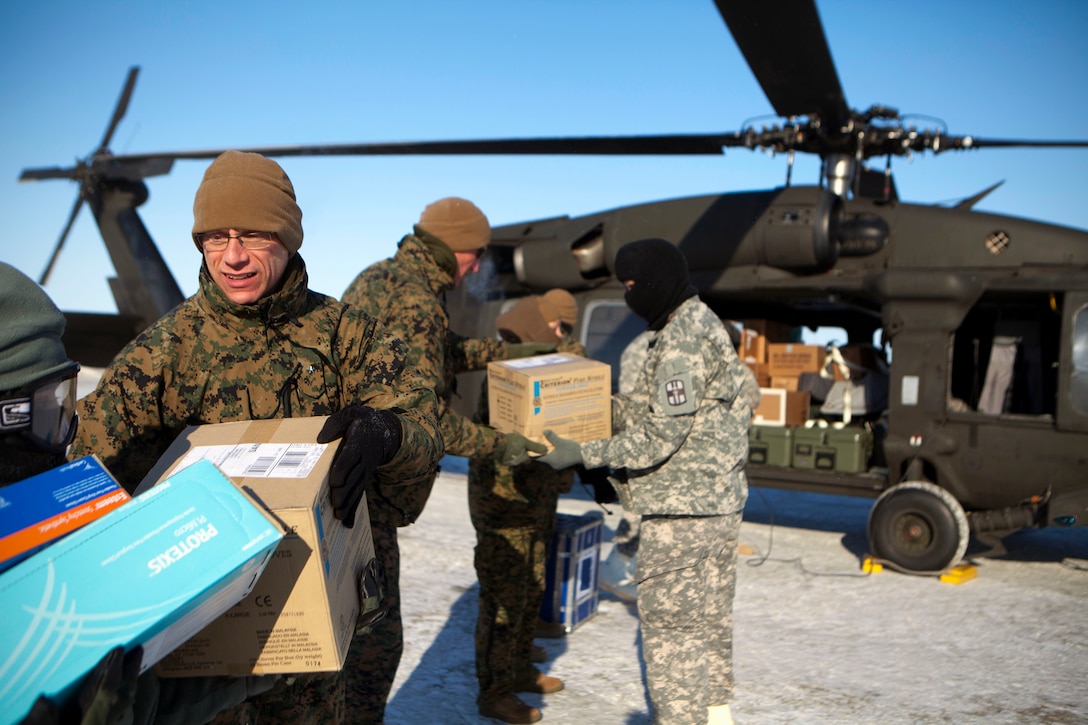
[191,150,304,305]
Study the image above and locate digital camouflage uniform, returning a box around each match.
[70,255,443,725]
[467,333,585,707]
[339,233,517,723]
[580,296,752,725]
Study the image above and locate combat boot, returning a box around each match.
[516,667,564,694]
[479,694,542,724]
[530,644,547,663]
[534,618,567,638]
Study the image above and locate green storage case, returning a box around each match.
[748,425,793,467]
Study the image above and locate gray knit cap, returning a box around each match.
[0,263,75,392]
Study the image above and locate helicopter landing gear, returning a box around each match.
[867,481,969,574]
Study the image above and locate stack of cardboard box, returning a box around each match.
[740,320,816,427]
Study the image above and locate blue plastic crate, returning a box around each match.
[540,511,603,632]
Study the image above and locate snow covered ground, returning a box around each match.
[384,458,1088,724]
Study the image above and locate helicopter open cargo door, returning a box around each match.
[1058,291,1088,433]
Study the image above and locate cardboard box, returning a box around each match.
[767,343,825,378]
[138,416,376,676]
[0,460,283,723]
[540,511,603,633]
[770,375,799,392]
[0,455,130,573]
[745,362,771,388]
[740,320,794,363]
[488,353,611,447]
[753,388,811,427]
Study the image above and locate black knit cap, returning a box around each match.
[613,238,697,331]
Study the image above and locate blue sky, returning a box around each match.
[2,0,1086,316]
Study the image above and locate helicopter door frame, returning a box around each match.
[1057,291,1088,433]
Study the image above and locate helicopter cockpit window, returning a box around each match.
[1071,304,1088,415]
[949,293,1060,417]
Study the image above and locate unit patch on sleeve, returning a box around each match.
[656,366,697,416]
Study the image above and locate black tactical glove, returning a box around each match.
[493,432,548,466]
[317,406,403,528]
[355,557,388,635]
[505,342,557,359]
[578,466,618,505]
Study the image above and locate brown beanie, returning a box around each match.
[417,197,489,252]
[496,296,559,344]
[543,288,578,328]
[192,151,304,254]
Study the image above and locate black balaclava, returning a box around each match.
[613,238,697,331]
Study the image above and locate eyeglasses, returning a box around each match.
[193,230,279,251]
[0,363,80,452]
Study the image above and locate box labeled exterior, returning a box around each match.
[540,511,603,633]
[0,460,282,724]
[0,455,130,573]
[753,388,811,427]
[767,343,824,378]
[138,416,376,676]
[748,425,793,467]
[488,353,611,447]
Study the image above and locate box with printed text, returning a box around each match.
[540,511,603,633]
[136,416,376,676]
[488,353,611,448]
[0,460,283,725]
[0,455,130,573]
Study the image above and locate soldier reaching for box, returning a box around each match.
[538,238,752,725]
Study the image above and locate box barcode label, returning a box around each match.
[173,443,327,479]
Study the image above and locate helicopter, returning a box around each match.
[16,1,1088,573]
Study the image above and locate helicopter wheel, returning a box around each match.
[867,481,969,574]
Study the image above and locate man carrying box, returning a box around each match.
[70,151,444,725]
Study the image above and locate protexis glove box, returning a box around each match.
[0,460,283,725]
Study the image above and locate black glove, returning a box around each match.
[579,466,618,504]
[317,406,403,528]
[493,432,548,466]
[506,342,557,359]
[355,557,388,635]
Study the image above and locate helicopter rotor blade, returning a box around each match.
[39,190,86,285]
[97,66,140,152]
[20,165,82,182]
[111,133,754,163]
[932,137,1088,153]
[713,0,849,128]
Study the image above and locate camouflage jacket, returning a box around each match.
[582,297,750,516]
[70,254,442,501]
[342,235,515,522]
[467,336,584,530]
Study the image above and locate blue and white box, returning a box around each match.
[0,459,283,724]
[540,511,604,633]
